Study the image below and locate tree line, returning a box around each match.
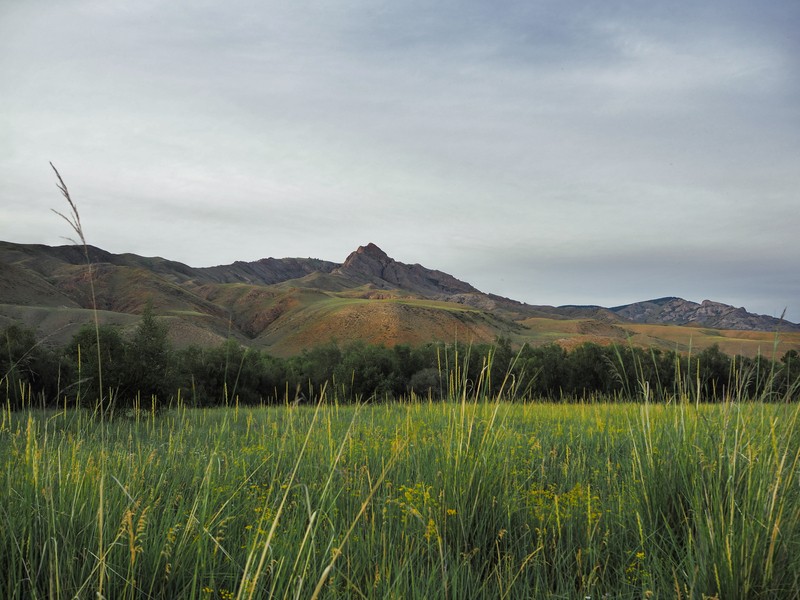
[2,309,799,410]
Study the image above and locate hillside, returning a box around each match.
[609,297,794,331]
[1,240,798,358]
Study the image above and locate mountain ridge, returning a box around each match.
[1,240,798,357]
[608,297,795,331]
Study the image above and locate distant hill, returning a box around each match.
[1,240,798,357]
[609,297,796,331]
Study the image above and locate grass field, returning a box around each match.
[517,317,800,359]
[2,397,800,599]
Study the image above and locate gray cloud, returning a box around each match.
[1,0,798,322]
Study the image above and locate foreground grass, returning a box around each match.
[2,400,800,599]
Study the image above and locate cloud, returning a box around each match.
[1,0,798,322]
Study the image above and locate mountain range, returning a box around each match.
[1,240,798,358]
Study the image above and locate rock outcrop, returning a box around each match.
[334,243,479,298]
[611,297,798,331]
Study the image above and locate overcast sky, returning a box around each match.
[1,1,798,322]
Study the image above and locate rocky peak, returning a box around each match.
[355,243,389,261]
[335,243,479,297]
[339,243,392,280]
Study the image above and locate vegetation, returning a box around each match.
[3,397,800,599]
[3,319,799,411]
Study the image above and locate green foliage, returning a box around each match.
[63,324,127,407]
[3,402,800,598]
[125,301,175,407]
[779,349,800,396]
[696,343,732,398]
[4,319,799,408]
[2,324,39,407]
[408,367,441,397]
[59,303,176,411]
[518,343,567,398]
[566,342,616,397]
[1,324,61,409]
[334,341,402,398]
[177,340,291,406]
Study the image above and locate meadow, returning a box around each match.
[3,396,800,599]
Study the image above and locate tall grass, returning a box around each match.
[609,335,800,405]
[3,397,800,598]
[50,163,110,596]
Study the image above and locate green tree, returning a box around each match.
[521,343,567,399]
[2,324,45,407]
[565,343,614,399]
[124,301,175,407]
[63,325,128,408]
[780,349,800,399]
[696,344,732,401]
[489,336,515,395]
[334,341,401,399]
[408,367,441,398]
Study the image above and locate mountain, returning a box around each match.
[610,297,797,332]
[335,243,478,296]
[198,257,338,285]
[1,240,798,357]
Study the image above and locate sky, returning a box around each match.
[1,0,798,322]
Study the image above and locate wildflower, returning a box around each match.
[424,518,438,541]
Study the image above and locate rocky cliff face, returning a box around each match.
[611,297,799,331]
[335,243,479,297]
[335,243,392,281]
